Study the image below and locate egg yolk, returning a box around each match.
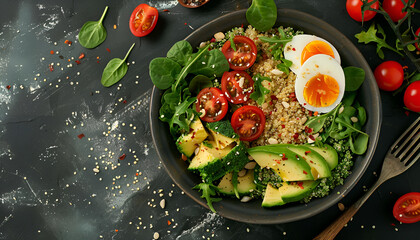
[301,41,335,65]
[303,73,339,107]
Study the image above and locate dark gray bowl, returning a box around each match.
[149,9,382,224]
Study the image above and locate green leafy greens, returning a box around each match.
[78,6,108,49]
[343,66,365,91]
[193,183,222,213]
[246,0,277,31]
[101,43,135,87]
[250,74,271,105]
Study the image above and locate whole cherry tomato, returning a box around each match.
[404,81,420,112]
[374,61,404,91]
[382,0,416,22]
[346,0,379,22]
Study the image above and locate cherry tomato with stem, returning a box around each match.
[404,81,420,112]
[393,192,420,223]
[346,0,379,22]
[382,0,415,22]
[231,106,265,141]
[196,87,228,122]
[221,35,257,70]
[129,4,158,37]
[374,61,404,91]
[221,70,254,104]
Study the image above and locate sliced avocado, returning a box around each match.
[306,144,338,170]
[262,181,320,207]
[176,118,208,157]
[285,145,331,179]
[206,121,239,149]
[218,170,256,196]
[248,146,314,181]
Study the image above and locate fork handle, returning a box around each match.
[313,178,386,240]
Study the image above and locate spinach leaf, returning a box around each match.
[189,49,229,78]
[166,40,193,66]
[149,57,182,90]
[344,66,365,91]
[342,91,357,106]
[188,75,213,94]
[246,0,277,31]
[349,133,369,155]
[250,74,271,105]
[357,106,367,126]
[305,103,341,133]
[78,6,108,49]
[193,183,222,213]
[276,58,293,75]
[101,43,135,87]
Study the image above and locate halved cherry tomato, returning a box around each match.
[221,71,254,104]
[393,192,420,223]
[231,106,265,141]
[346,0,379,22]
[196,87,228,122]
[382,0,415,22]
[129,4,158,37]
[221,36,257,70]
[415,27,420,51]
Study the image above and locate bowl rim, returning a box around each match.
[149,8,382,224]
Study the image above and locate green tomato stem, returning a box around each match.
[123,43,136,62]
[99,6,109,24]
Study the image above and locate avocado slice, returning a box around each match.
[248,146,314,181]
[262,181,320,207]
[306,144,338,170]
[217,170,256,196]
[206,121,239,149]
[285,145,331,179]
[176,118,208,157]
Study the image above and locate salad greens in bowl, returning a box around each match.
[149,8,381,224]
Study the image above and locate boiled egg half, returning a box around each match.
[295,54,345,113]
[284,34,341,74]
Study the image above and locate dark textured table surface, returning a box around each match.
[0,0,419,239]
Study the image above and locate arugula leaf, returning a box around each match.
[168,96,196,137]
[276,58,292,75]
[229,33,237,52]
[250,74,271,105]
[193,183,222,213]
[259,28,293,61]
[355,23,403,59]
[305,103,341,133]
[343,66,365,91]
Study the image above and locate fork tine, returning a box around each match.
[399,131,420,161]
[391,117,420,156]
[402,137,420,165]
[405,152,420,169]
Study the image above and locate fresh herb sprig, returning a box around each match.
[259,28,293,61]
[249,74,271,105]
[78,6,108,49]
[101,43,135,87]
[193,183,222,213]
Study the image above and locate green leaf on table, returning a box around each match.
[344,66,365,91]
[78,6,108,49]
[246,0,277,31]
[188,75,213,95]
[250,74,271,105]
[355,23,403,59]
[167,40,193,66]
[149,57,182,90]
[193,183,222,213]
[101,43,135,87]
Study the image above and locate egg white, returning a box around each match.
[295,54,345,113]
[284,34,341,74]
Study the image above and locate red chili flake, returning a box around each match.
[308,111,313,116]
[106,48,111,53]
[293,133,299,139]
[79,53,85,59]
[77,133,85,139]
[50,50,54,55]
[297,181,304,189]
[269,101,273,105]
[270,95,278,101]
[119,154,126,160]
[404,111,410,116]
[391,223,396,226]
[303,170,308,175]
[6,85,11,90]
[304,126,313,133]
[49,64,54,72]
[282,154,288,160]
[96,61,100,63]
[281,124,285,129]
[292,48,296,51]
[135,172,139,176]
[402,65,408,70]
[305,150,311,155]
[241,24,244,28]
[122,100,127,104]
[210,38,216,42]
[184,22,187,25]
[75,60,81,65]
[269,111,273,115]
[310,160,314,164]
[64,40,69,44]
[163,9,170,12]
[181,154,187,161]
[314,111,319,116]
[278,133,282,137]
[115,229,119,233]
[167,220,172,225]
[261,53,268,60]
[275,160,281,164]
